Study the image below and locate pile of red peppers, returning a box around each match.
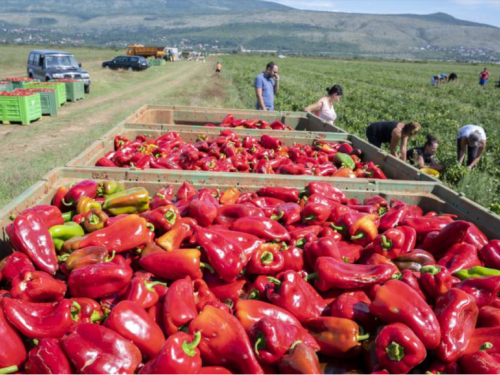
[96,129,388,179]
[3,78,36,82]
[1,179,500,374]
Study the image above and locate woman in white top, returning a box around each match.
[304,85,343,125]
[457,124,487,169]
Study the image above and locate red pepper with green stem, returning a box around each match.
[419,264,454,300]
[8,211,58,275]
[203,274,246,307]
[25,338,72,375]
[69,298,104,324]
[401,216,455,240]
[251,197,284,217]
[329,291,376,331]
[304,181,348,204]
[257,186,300,203]
[375,323,426,374]
[379,204,408,231]
[19,204,64,229]
[370,280,441,350]
[372,226,416,259]
[156,217,197,251]
[235,299,303,331]
[419,221,472,256]
[460,342,500,373]
[215,204,265,227]
[63,180,98,207]
[434,288,479,364]
[0,303,27,371]
[189,305,264,374]
[52,185,70,212]
[271,202,302,225]
[11,270,67,303]
[246,243,284,276]
[151,186,174,209]
[301,202,331,225]
[60,246,111,272]
[281,244,305,272]
[231,216,290,242]
[0,252,35,282]
[163,277,198,336]
[61,323,142,374]
[303,237,342,270]
[266,270,327,323]
[124,273,167,310]
[141,204,180,235]
[392,249,436,272]
[277,341,322,375]
[248,317,320,365]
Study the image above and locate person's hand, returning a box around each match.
[274,73,280,82]
[467,165,473,171]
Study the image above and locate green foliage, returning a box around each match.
[221,55,500,209]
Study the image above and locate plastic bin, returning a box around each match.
[53,80,84,102]
[1,167,498,254]
[3,78,39,89]
[0,81,14,92]
[25,82,66,107]
[0,93,42,125]
[15,89,58,116]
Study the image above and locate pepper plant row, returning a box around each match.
[97,129,387,179]
[1,179,500,374]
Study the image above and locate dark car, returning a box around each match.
[102,56,150,71]
[27,50,91,93]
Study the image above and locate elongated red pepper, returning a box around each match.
[479,240,500,269]
[420,265,453,300]
[215,204,265,227]
[375,323,426,374]
[195,226,244,282]
[310,257,394,291]
[0,252,35,282]
[52,185,70,212]
[63,180,98,207]
[271,202,302,225]
[61,246,111,273]
[434,288,479,363]
[68,261,132,299]
[420,221,472,256]
[2,298,75,339]
[438,243,481,274]
[104,300,165,359]
[25,338,72,374]
[281,245,305,272]
[305,181,348,204]
[61,323,142,374]
[189,197,218,227]
[248,317,320,365]
[257,186,300,203]
[204,275,246,307]
[379,204,408,231]
[401,216,455,240]
[460,345,500,374]
[140,332,202,374]
[210,226,264,262]
[370,280,441,350]
[11,270,67,303]
[8,211,58,274]
[231,216,290,242]
[372,226,416,259]
[140,248,206,281]
[302,202,331,225]
[69,298,104,324]
[189,305,264,374]
[478,306,500,328]
[456,276,500,308]
[163,277,198,336]
[235,299,303,331]
[465,223,488,250]
[20,205,64,229]
[156,217,197,251]
[266,270,327,323]
[140,205,180,235]
[0,303,27,370]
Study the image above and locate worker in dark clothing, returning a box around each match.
[449,73,458,82]
[406,134,444,172]
[366,121,421,162]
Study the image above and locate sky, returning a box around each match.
[271,0,500,27]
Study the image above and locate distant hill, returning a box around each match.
[1,0,499,61]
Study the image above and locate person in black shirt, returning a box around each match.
[407,134,444,172]
[449,73,458,82]
[366,121,421,162]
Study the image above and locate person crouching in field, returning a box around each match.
[304,85,343,126]
[366,121,421,162]
[407,134,444,172]
[431,76,440,87]
[448,73,458,82]
[457,124,487,170]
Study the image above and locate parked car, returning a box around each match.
[102,56,150,71]
[27,50,91,94]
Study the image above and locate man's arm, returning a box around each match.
[415,155,426,169]
[389,131,401,158]
[255,87,267,111]
[399,136,409,162]
[468,142,486,169]
[274,75,279,94]
[458,138,468,165]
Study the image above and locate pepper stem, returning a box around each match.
[289,340,302,353]
[270,211,284,221]
[90,310,104,323]
[261,251,274,265]
[480,342,494,352]
[0,366,18,374]
[145,280,168,292]
[254,333,267,356]
[351,231,366,240]
[421,265,441,276]
[305,272,318,282]
[304,214,316,221]
[147,223,155,232]
[105,251,116,263]
[381,235,392,250]
[248,289,260,300]
[62,198,74,207]
[165,210,176,224]
[89,214,100,225]
[71,301,81,322]
[200,262,215,274]
[58,254,70,262]
[9,214,16,220]
[182,331,202,357]
[156,193,166,199]
[357,332,370,341]
[266,276,282,286]
[330,223,344,232]
[386,341,405,361]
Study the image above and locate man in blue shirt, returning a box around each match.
[255,62,279,111]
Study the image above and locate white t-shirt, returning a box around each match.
[316,98,337,125]
[457,125,487,141]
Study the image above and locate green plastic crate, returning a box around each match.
[25,82,66,107]
[14,89,58,116]
[0,82,13,92]
[5,79,39,89]
[0,93,42,125]
[149,59,165,66]
[53,81,84,102]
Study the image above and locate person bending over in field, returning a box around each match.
[431,76,440,87]
[448,73,458,82]
[255,62,279,111]
[304,85,343,125]
[457,124,487,170]
[366,121,421,162]
[440,73,448,83]
[407,134,444,172]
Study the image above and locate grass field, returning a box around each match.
[0,45,243,208]
[220,55,500,211]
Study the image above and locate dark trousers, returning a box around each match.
[366,126,382,148]
[457,138,478,167]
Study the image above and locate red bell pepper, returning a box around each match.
[177,182,198,200]
[61,323,142,374]
[0,252,35,282]
[235,299,302,331]
[140,332,202,374]
[203,274,246,307]
[305,317,369,358]
[266,270,327,323]
[303,237,342,270]
[329,291,375,331]
[419,265,454,300]
[60,246,111,272]
[195,226,244,282]
[310,257,394,291]
[456,276,500,308]
[478,306,500,328]
[271,202,302,225]
[460,343,500,373]
[189,197,218,227]
[163,277,198,336]
[370,280,441,350]
[11,270,67,303]
[372,226,416,259]
[281,245,305,272]
[25,338,72,374]
[420,221,472,256]
[434,288,479,363]
[337,241,363,264]
[8,211,58,274]
[2,298,75,339]
[124,273,166,310]
[20,204,64,229]
[52,185,70,212]
[401,216,455,240]
[68,261,132,299]
[63,180,99,207]
[69,298,104,324]
[379,204,408,231]
[395,269,427,300]
[375,323,426,374]
[104,300,165,359]
[465,223,488,250]
[247,317,320,365]
[140,205,180,235]
[140,248,207,280]
[302,202,331,225]
[209,226,264,262]
[246,243,284,275]
[257,186,300,203]
[438,243,482,274]
[305,181,348,204]
[151,186,174,209]
[215,204,265,227]
[0,303,27,370]
[479,240,500,269]
[189,305,264,374]
[278,341,321,374]
[231,216,290,242]
[392,249,436,272]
